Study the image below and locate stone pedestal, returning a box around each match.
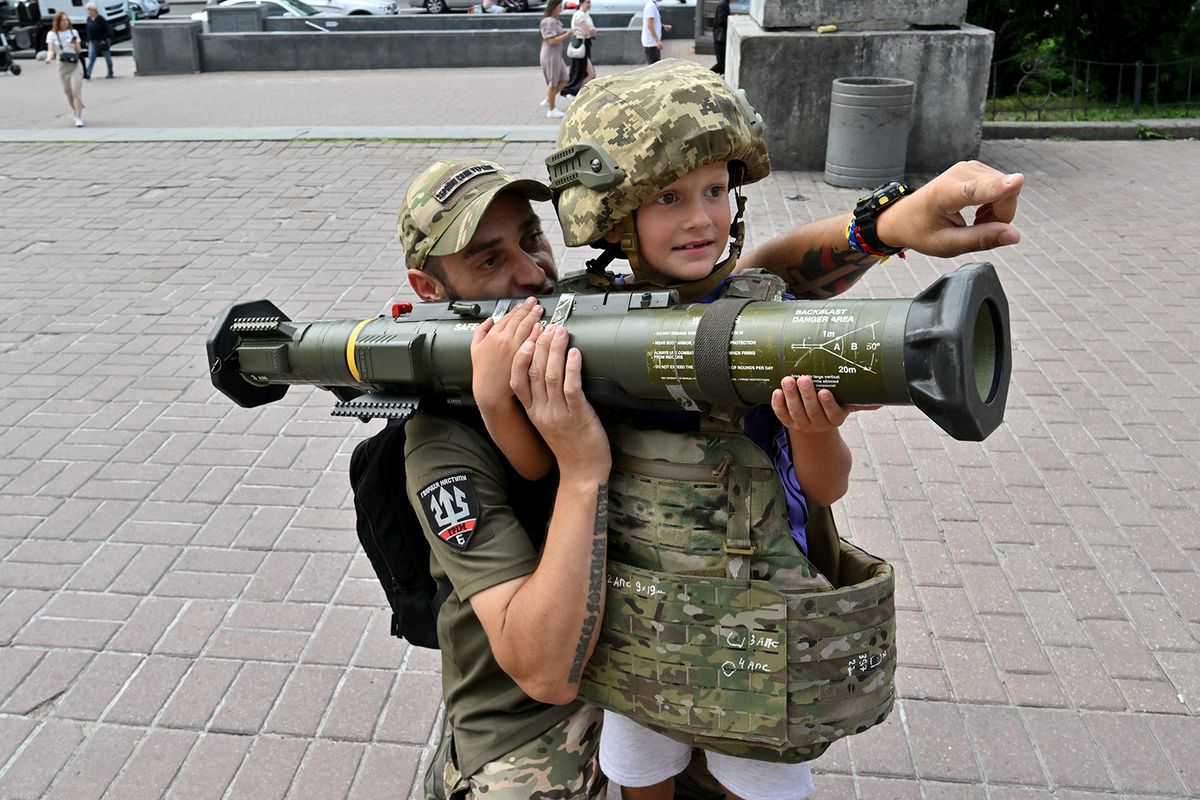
[728,1,992,172]
[749,0,968,31]
[207,5,267,33]
[132,19,202,75]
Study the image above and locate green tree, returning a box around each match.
[968,0,1196,63]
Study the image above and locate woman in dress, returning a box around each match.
[539,0,576,118]
[561,0,597,99]
[45,11,85,127]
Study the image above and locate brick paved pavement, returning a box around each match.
[0,40,701,132]
[1,132,1198,799]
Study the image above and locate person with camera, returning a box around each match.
[84,2,114,80]
[44,11,85,127]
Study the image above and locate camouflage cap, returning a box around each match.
[398,159,553,271]
[548,59,770,247]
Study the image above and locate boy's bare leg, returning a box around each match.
[621,779,674,800]
[620,779,748,799]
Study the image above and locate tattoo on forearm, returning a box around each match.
[783,245,877,299]
[568,483,608,684]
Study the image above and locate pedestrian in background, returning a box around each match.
[641,0,670,64]
[44,11,85,127]
[711,0,729,74]
[84,2,114,79]
[539,0,576,118]
[560,0,597,99]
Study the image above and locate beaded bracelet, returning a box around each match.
[845,218,906,263]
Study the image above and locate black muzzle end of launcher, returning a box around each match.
[902,262,1012,442]
[207,299,291,409]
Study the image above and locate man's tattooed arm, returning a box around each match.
[568,483,608,685]
[738,215,882,300]
[779,243,878,300]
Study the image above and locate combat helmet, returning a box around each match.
[546,59,770,299]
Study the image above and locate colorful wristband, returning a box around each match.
[846,218,906,263]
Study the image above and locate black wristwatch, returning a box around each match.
[852,180,911,256]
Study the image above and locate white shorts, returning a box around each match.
[599,711,815,800]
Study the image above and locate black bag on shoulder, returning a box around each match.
[349,418,446,649]
[349,406,551,651]
[56,31,79,62]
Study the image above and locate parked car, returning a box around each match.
[191,0,347,20]
[326,0,397,13]
[563,0,689,10]
[129,0,169,18]
[408,0,529,13]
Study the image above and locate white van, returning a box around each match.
[41,0,133,41]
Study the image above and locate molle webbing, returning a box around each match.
[581,422,897,763]
[610,448,777,575]
[612,451,731,482]
[580,545,895,761]
[586,560,790,745]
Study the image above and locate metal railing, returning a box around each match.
[988,52,1199,120]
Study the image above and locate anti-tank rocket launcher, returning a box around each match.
[207,262,1012,441]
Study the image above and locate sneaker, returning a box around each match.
[539,98,547,107]
[547,108,564,118]
[73,117,84,127]
[106,74,113,78]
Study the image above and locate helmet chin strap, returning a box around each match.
[585,189,750,302]
[620,216,642,277]
[581,215,641,288]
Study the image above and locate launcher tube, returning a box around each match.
[208,262,1010,441]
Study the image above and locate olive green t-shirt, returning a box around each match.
[404,410,579,780]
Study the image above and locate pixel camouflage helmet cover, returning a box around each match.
[547,59,770,266]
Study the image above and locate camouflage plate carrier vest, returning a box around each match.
[577,275,897,764]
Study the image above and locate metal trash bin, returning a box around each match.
[824,77,915,188]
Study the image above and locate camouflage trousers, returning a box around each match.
[441,705,606,800]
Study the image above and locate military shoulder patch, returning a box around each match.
[417,473,482,551]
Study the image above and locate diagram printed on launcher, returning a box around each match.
[785,307,882,390]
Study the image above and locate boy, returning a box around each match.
[472,60,861,800]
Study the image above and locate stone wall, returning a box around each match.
[132,14,648,74]
[728,18,993,171]
[748,0,967,31]
[131,19,203,75]
[196,28,645,71]
[263,11,636,32]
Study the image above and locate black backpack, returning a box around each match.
[349,405,554,650]
[349,418,448,649]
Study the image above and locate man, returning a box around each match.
[83,3,113,80]
[392,156,1024,798]
[711,0,729,74]
[399,159,610,800]
[641,0,671,64]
